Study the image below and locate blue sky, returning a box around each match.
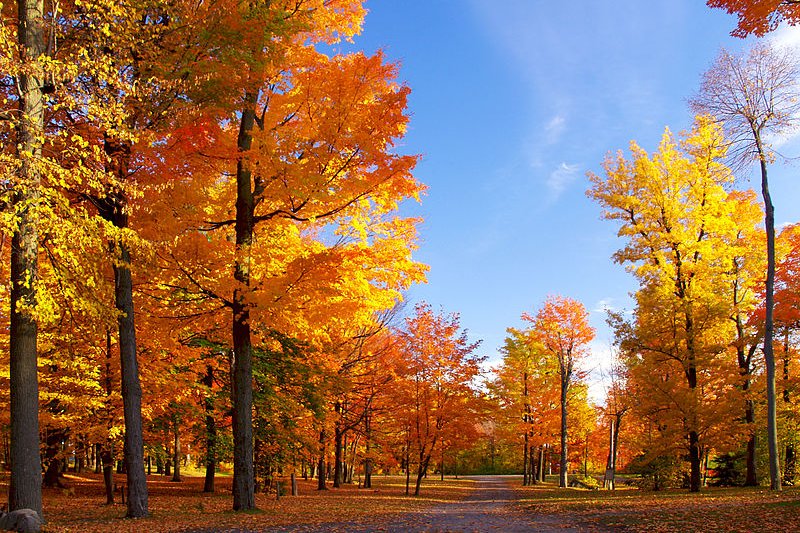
[342,1,800,398]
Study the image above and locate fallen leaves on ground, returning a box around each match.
[514,481,800,532]
[0,472,475,533]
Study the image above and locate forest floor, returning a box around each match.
[2,472,800,532]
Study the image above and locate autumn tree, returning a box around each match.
[523,296,594,488]
[589,117,762,492]
[691,42,800,491]
[707,0,800,36]
[2,0,47,516]
[395,303,483,496]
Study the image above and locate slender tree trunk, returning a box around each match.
[604,417,616,490]
[414,450,429,496]
[756,140,782,491]
[559,376,569,488]
[102,446,114,505]
[114,233,149,516]
[9,0,45,517]
[784,334,795,485]
[522,433,529,486]
[98,136,149,517]
[317,429,327,490]
[203,365,216,493]
[333,410,343,488]
[538,444,546,483]
[364,412,372,489]
[404,436,411,495]
[231,91,258,510]
[171,420,182,482]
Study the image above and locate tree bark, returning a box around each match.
[97,135,149,517]
[784,335,795,485]
[231,91,258,511]
[203,365,216,493]
[364,411,372,489]
[559,375,569,488]
[317,429,327,490]
[756,136,781,491]
[171,419,182,482]
[102,446,114,505]
[333,411,343,488]
[9,0,45,517]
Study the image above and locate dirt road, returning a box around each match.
[269,476,603,532]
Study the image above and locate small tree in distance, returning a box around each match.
[524,295,595,488]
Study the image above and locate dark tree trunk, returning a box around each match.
[95,444,102,474]
[114,237,149,516]
[102,447,114,505]
[43,429,66,488]
[364,412,372,489]
[733,294,759,487]
[98,135,149,517]
[414,449,432,496]
[784,336,795,485]
[9,0,45,517]
[333,413,343,488]
[559,375,569,488]
[203,365,216,493]
[171,420,182,482]
[317,429,327,490]
[231,92,258,511]
[756,138,781,491]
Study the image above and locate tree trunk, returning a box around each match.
[43,429,66,488]
[784,335,795,485]
[364,412,372,489]
[171,420,182,482]
[333,413,343,488]
[231,91,258,511]
[98,135,149,517]
[203,365,216,493]
[559,376,569,488]
[8,0,45,517]
[102,447,114,505]
[538,444,546,483]
[414,450,429,496]
[523,433,529,486]
[317,429,327,490]
[404,438,411,495]
[756,140,781,491]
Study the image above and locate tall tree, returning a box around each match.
[523,296,594,488]
[691,42,800,491]
[589,118,760,492]
[6,0,45,516]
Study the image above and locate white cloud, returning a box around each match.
[767,23,800,51]
[544,114,567,144]
[582,340,616,405]
[592,297,617,315]
[546,162,580,199]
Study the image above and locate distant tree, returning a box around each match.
[691,42,800,491]
[524,295,594,488]
[396,303,483,496]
